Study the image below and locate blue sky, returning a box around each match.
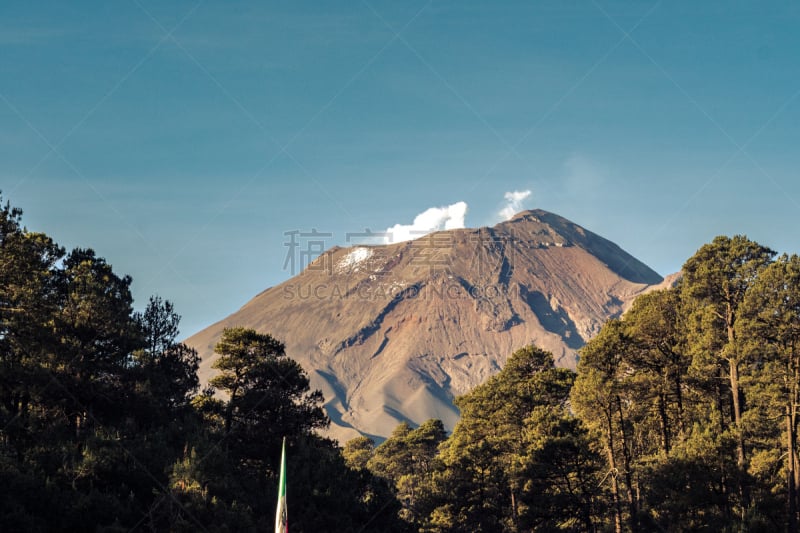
[3,1,800,336]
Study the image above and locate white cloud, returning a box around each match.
[385,201,468,243]
[498,190,532,221]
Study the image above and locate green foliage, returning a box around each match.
[0,195,206,530]
[568,235,800,531]
[187,326,407,532]
[0,195,407,532]
[210,327,327,467]
[367,419,447,524]
[421,346,603,532]
[342,435,374,471]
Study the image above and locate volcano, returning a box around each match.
[185,210,673,442]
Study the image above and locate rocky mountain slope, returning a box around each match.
[185,210,672,442]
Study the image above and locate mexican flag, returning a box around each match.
[275,438,287,533]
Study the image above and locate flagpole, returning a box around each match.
[275,437,287,533]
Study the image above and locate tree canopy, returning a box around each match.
[0,195,404,532]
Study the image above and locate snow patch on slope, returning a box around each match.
[336,247,373,273]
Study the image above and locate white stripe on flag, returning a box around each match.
[275,438,287,533]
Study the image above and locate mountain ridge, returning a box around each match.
[509,210,662,284]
